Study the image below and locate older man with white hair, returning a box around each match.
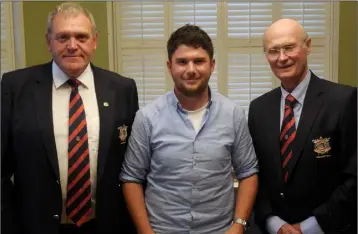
[248,18,357,234]
[1,2,138,234]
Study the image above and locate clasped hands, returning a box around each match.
[278,223,302,234]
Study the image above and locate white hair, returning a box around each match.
[46,2,97,36]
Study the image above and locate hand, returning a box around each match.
[292,223,301,232]
[138,231,155,234]
[225,223,245,234]
[138,228,155,234]
[278,223,302,234]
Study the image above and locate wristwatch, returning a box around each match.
[233,217,250,230]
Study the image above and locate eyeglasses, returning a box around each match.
[265,40,307,60]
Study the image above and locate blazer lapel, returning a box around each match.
[285,74,324,182]
[92,66,115,183]
[34,62,60,180]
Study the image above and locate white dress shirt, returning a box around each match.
[52,61,100,223]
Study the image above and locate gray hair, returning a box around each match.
[46,2,97,36]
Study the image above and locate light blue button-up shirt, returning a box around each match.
[120,89,258,234]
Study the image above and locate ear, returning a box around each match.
[166,59,172,73]
[305,37,312,55]
[210,58,216,73]
[93,32,98,50]
[46,33,52,52]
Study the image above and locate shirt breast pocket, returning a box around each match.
[198,125,233,170]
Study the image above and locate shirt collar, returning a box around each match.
[52,61,93,89]
[280,70,311,105]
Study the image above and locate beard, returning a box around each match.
[176,79,209,97]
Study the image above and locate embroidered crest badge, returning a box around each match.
[118,125,128,144]
[312,136,331,158]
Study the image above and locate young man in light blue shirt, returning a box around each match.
[120,24,259,234]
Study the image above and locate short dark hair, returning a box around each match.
[167,24,214,61]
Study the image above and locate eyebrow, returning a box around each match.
[55,31,90,36]
[269,42,297,49]
[175,56,207,61]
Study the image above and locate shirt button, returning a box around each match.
[53,214,59,220]
[280,192,285,198]
[56,180,60,185]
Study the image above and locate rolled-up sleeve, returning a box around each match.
[231,107,259,180]
[120,110,151,183]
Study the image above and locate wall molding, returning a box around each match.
[12,1,26,69]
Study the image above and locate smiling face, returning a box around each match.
[264,19,311,87]
[46,13,97,78]
[167,45,215,97]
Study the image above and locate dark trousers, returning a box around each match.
[59,219,96,234]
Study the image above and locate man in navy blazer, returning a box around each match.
[248,19,356,234]
[1,2,138,234]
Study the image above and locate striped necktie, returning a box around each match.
[280,94,297,183]
[66,79,92,226]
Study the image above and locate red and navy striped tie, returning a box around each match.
[66,79,92,226]
[280,94,297,183]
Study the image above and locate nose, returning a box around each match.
[277,49,288,61]
[186,61,195,75]
[67,37,78,51]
